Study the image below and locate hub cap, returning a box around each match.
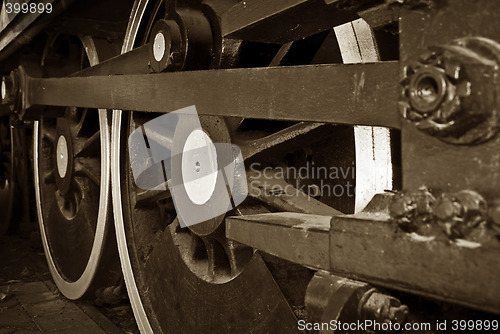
[1,79,6,100]
[181,129,218,205]
[56,135,69,178]
[153,32,166,62]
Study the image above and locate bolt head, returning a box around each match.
[435,197,457,220]
[388,304,409,324]
[389,194,414,218]
[408,66,449,114]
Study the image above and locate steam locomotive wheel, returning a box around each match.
[33,35,116,299]
[112,2,301,333]
[112,1,395,332]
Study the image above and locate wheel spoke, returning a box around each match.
[75,108,88,135]
[74,108,100,137]
[247,168,342,216]
[135,181,171,208]
[73,159,100,185]
[43,130,57,143]
[215,235,252,277]
[74,130,100,158]
[43,170,56,184]
[236,122,325,160]
[202,237,216,281]
[269,42,293,67]
[54,185,83,220]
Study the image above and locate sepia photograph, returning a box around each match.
[0,0,499,333]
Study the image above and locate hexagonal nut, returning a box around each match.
[434,195,460,221]
[401,37,500,144]
[387,303,409,325]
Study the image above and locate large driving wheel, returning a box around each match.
[34,35,121,299]
[112,1,397,332]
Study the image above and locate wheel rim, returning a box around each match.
[112,1,396,332]
[34,35,112,299]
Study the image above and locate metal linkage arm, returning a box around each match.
[2,61,400,128]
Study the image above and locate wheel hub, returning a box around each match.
[1,78,6,100]
[56,135,69,178]
[54,120,74,196]
[181,129,218,205]
[153,32,166,62]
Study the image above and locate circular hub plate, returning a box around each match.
[153,32,166,62]
[181,129,218,205]
[56,135,69,178]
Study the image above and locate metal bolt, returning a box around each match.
[436,190,486,222]
[389,193,416,222]
[360,290,409,325]
[408,65,449,115]
[435,196,461,221]
[434,190,487,239]
[400,37,500,144]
